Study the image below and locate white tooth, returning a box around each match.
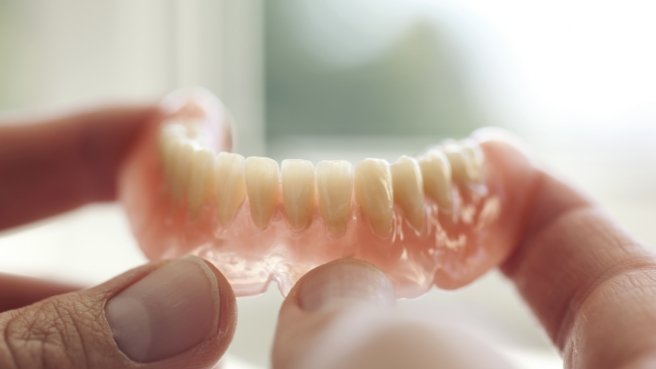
[443,141,483,183]
[159,124,186,188]
[171,139,196,201]
[316,160,353,236]
[184,121,204,140]
[186,148,215,217]
[418,150,453,210]
[245,156,280,229]
[460,139,485,182]
[214,152,247,226]
[354,158,394,238]
[391,156,425,231]
[282,159,315,231]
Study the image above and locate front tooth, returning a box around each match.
[245,156,280,229]
[214,152,247,226]
[443,141,483,183]
[316,160,353,236]
[418,150,452,210]
[281,159,315,231]
[354,158,394,238]
[391,156,425,231]
[187,147,215,216]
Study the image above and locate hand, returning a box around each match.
[0,106,236,368]
[3,101,654,369]
[270,136,656,369]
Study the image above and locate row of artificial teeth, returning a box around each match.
[159,123,484,237]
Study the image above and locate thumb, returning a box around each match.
[0,256,236,369]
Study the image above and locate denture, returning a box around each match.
[119,90,535,297]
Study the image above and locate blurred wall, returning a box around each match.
[0,0,264,154]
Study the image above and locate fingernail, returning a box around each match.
[298,260,395,311]
[105,256,220,362]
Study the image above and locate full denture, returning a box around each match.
[119,89,533,297]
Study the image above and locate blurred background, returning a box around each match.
[1,0,655,367]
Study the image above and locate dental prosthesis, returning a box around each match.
[119,90,532,297]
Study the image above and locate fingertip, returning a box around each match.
[103,256,236,365]
[274,260,395,369]
[289,259,395,312]
[0,257,237,369]
[478,129,656,369]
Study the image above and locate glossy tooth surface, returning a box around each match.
[316,160,353,236]
[355,158,394,238]
[281,159,315,231]
[158,124,183,182]
[171,140,195,201]
[418,150,453,210]
[460,139,485,182]
[213,152,247,226]
[391,156,425,231]
[245,156,280,229]
[443,141,482,183]
[186,148,215,217]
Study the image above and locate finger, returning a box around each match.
[0,273,80,313]
[481,130,656,369]
[0,104,158,231]
[0,256,236,369]
[272,259,511,369]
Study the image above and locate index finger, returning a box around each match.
[484,132,656,369]
[0,104,158,231]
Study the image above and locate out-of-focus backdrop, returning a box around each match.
[1,1,655,368]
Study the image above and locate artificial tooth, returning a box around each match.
[186,147,215,217]
[391,156,425,231]
[443,141,483,183]
[460,139,485,182]
[158,125,177,168]
[354,158,394,238]
[214,152,247,226]
[158,128,176,184]
[418,150,453,210]
[159,124,188,190]
[316,160,353,236]
[171,140,196,201]
[245,156,280,229]
[281,159,315,231]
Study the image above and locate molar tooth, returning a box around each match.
[245,156,280,229]
[316,160,353,236]
[391,156,425,231]
[460,139,485,182]
[214,152,247,226]
[443,141,482,183]
[418,150,453,210]
[354,158,394,238]
[187,148,215,217]
[282,159,315,231]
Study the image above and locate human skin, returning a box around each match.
[1,95,655,368]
